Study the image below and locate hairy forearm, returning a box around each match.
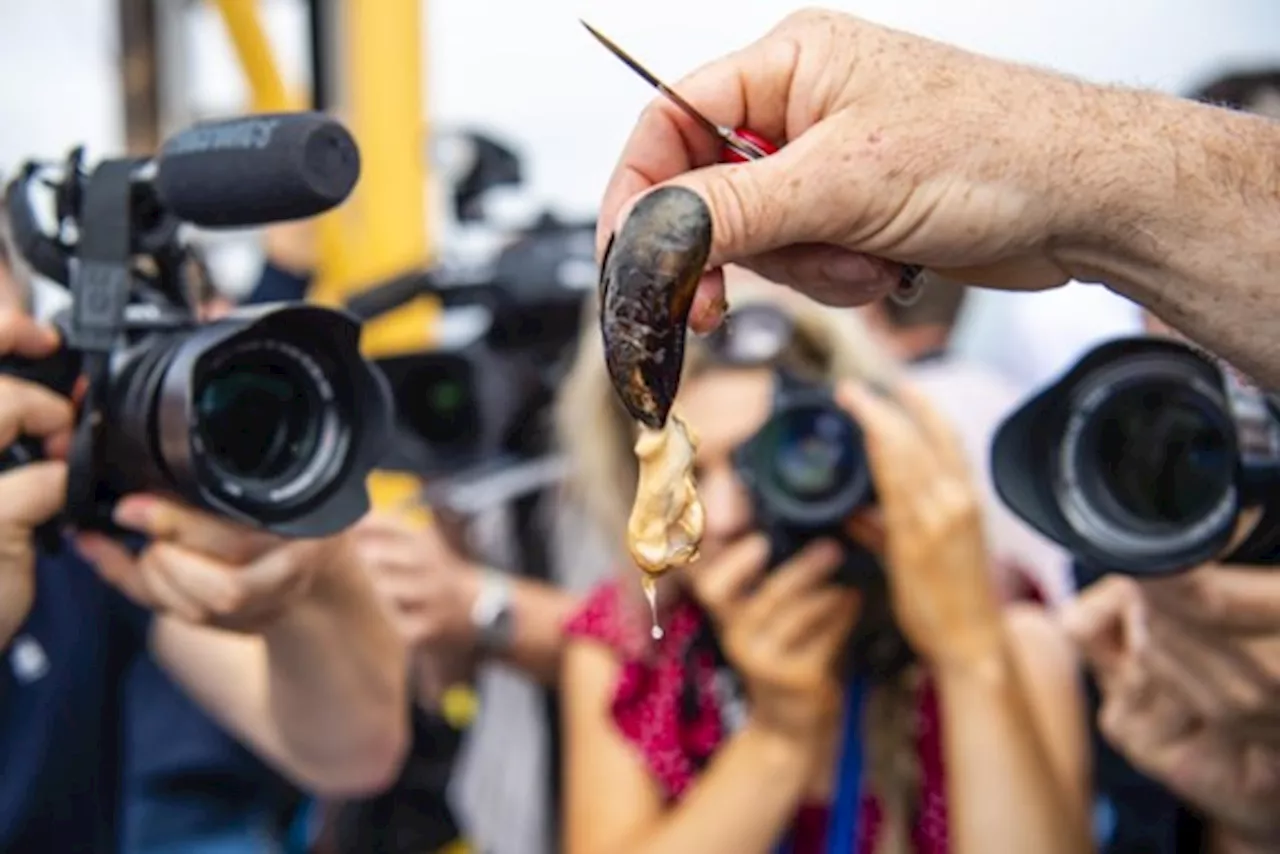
[1056,87,1280,385]
[592,724,812,854]
[937,640,1092,854]
[261,555,408,795]
[492,579,579,684]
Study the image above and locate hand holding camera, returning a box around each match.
[685,533,856,747]
[1065,575,1280,847]
[836,381,1005,670]
[350,511,485,651]
[0,311,74,647]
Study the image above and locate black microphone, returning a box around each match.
[153,112,360,228]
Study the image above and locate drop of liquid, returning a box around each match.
[641,576,664,641]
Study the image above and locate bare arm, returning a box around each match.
[154,550,409,798]
[489,576,580,684]
[939,606,1093,854]
[1210,827,1280,854]
[1060,91,1280,385]
[562,640,814,854]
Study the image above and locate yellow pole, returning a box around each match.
[310,0,439,361]
[210,0,298,113]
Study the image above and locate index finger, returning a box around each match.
[595,35,803,259]
[112,494,281,564]
[0,309,61,361]
[1060,575,1147,677]
[1143,566,1280,634]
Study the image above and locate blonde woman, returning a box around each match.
[556,280,1093,854]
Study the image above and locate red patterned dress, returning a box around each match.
[564,579,951,854]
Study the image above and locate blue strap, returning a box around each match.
[774,676,868,854]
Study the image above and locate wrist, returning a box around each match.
[468,567,515,655]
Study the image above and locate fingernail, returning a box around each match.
[820,252,885,284]
[112,496,154,530]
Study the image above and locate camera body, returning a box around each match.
[732,368,910,676]
[991,336,1280,576]
[0,118,393,544]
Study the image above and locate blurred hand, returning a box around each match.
[685,533,858,745]
[836,382,1005,668]
[350,513,482,650]
[597,9,1108,330]
[1063,576,1280,844]
[0,311,73,647]
[1118,564,1280,744]
[75,494,335,632]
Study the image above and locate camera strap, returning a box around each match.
[65,161,135,524]
[773,675,868,854]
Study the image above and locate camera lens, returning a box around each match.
[765,405,858,503]
[195,352,321,482]
[1083,383,1233,529]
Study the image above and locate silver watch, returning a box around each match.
[470,570,515,652]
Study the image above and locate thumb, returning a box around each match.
[0,461,68,528]
[612,126,834,270]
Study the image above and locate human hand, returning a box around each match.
[0,311,73,647]
[1123,565,1280,745]
[684,533,857,746]
[1063,576,1280,844]
[597,9,1116,331]
[74,494,337,632]
[835,381,1004,668]
[349,512,482,651]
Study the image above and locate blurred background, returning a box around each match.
[3,0,1279,426]
[3,0,1279,388]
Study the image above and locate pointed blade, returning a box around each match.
[580,21,727,142]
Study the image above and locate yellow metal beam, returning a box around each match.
[210,0,298,113]
[310,0,438,362]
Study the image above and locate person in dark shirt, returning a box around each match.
[0,220,408,853]
[121,230,321,854]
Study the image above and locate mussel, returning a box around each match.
[598,186,712,430]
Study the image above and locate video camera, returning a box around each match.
[348,213,595,513]
[991,336,1280,575]
[0,112,393,544]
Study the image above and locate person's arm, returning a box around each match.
[151,544,408,798]
[1060,91,1280,385]
[486,575,580,684]
[937,604,1094,854]
[562,640,812,854]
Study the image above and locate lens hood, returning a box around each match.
[991,336,1240,575]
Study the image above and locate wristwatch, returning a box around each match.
[470,569,515,653]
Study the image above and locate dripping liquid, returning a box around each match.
[641,576,664,640]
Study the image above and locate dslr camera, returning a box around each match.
[0,113,393,542]
[991,336,1280,575]
[715,302,906,673]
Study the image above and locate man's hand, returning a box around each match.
[1062,576,1280,844]
[597,9,1131,330]
[350,512,482,650]
[74,493,325,632]
[0,311,73,648]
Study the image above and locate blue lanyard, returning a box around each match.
[774,676,868,854]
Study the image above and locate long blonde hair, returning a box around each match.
[555,274,926,851]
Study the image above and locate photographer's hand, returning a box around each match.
[1064,576,1280,847]
[73,495,407,795]
[0,311,73,649]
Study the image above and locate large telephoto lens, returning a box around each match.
[740,396,871,528]
[1055,354,1239,566]
[1083,382,1233,529]
[102,304,392,537]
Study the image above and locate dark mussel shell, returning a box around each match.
[598,186,712,429]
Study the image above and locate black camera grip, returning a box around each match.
[0,350,81,553]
